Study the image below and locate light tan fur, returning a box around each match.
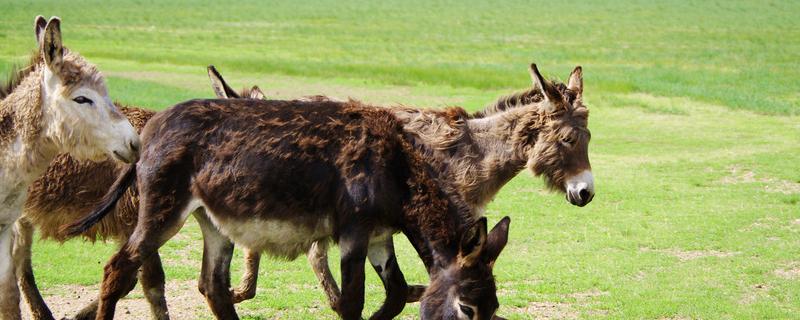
[0,16,139,319]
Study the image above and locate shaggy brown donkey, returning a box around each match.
[16,67,264,320]
[216,64,594,317]
[64,98,511,320]
[0,16,139,319]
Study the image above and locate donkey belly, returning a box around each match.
[203,206,334,260]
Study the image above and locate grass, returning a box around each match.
[1,0,799,319]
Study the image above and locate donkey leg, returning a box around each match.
[12,218,54,320]
[231,248,260,304]
[139,252,169,320]
[96,207,187,319]
[0,223,22,320]
[72,279,137,320]
[307,240,342,313]
[367,237,408,320]
[194,210,238,319]
[338,230,370,320]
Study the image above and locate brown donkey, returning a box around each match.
[15,66,265,320]
[64,97,511,320]
[218,64,594,316]
[0,16,139,320]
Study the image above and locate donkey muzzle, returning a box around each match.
[565,170,594,207]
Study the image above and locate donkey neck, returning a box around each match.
[439,105,546,211]
[0,66,59,182]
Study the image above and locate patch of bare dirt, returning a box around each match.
[505,288,608,319]
[21,280,206,320]
[775,263,800,280]
[508,301,579,320]
[719,166,800,194]
[641,247,738,262]
[739,283,770,305]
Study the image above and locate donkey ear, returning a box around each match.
[248,86,266,100]
[42,17,63,71]
[482,216,510,268]
[567,66,583,97]
[459,217,488,267]
[34,15,47,46]
[528,63,561,104]
[207,65,240,99]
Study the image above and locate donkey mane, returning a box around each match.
[473,80,576,118]
[0,50,42,101]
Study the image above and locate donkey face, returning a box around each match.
[525,64,594,207]
[36,16,139,163]
[421,217,510,320]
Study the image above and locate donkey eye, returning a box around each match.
[561,137,574,145]
[459,304,475,319]
[72,96,93,105]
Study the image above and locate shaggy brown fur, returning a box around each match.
[65,98,509,320]
[300,64,593,317]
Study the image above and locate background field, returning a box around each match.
[1,0,799,319]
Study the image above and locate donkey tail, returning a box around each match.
[60,164,137,237]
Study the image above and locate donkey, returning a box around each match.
[63,96,511,320]
[0,16,140,319]
[211,64,594,317]
[15,66,265,320]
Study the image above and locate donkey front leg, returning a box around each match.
[338,230,370,320]
[0,223,22,320]
[13,218,53,320]
[366,237,408,320]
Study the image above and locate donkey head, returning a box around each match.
[421,217,510,320]
[523,64,593,207]
[35,16,140,163]
[207,65,266,100]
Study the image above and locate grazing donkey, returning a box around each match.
[210,64,594,318]
[64,97,511,320]
[15,66,265,320]
[0,16,140,319]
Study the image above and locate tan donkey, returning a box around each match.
[0,16,140,320]
[16,67,264,320]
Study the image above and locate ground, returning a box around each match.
[1,0,799,319]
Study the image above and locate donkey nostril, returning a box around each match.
[579,189,590,201]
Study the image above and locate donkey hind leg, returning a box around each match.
[73,257,169,320]
[139,252,169,320]
[71,281,136,320]
[366,237,408,320]
[231,248,260,304]
[338,227,370,320]
[193,209,238,320]
[0,223,22,320]
[95,201,191,320]
[13,218,54,320]
[308,240,342,313]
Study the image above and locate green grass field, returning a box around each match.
[2,0,799,319]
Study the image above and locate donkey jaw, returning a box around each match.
[565,169,594,207]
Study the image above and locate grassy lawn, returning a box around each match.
[1,0,798,319]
